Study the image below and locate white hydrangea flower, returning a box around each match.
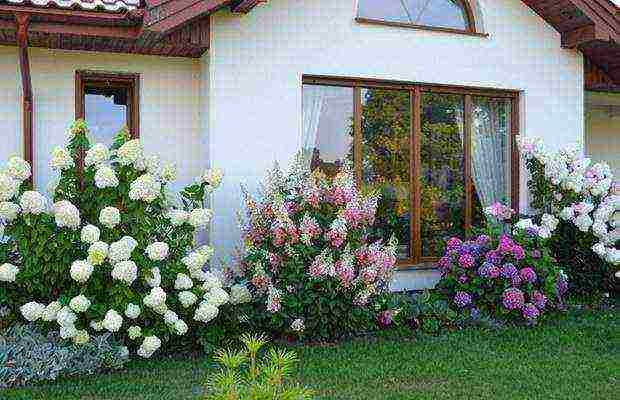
[163,310,179,325]
[81,224,100,244]
[125,303,141,319]
[103,309,123,332]
[84,143,110,167]
[173,319,188,336]
[145,155,161,175]
[230,284,252,305]
[146,267,161,288]
[99,206,121,229]
[70,260,94,283]
[72,330,90,345]
[146,242,169,261]
[174,273,193,290]
[117,139,143,166]
[111,260,138,285]
[178,291,198,308]
[94,165,119,189]
[188,208,212,228]
[0,263,19,282]
[6,156,31,182]
[606,248,619,265]
[541,213,559,232]
[129,174,161,203]
[160,162,177,183]
[56,306,77,327]
[60,325,78,339]
[200,272,222,291]
[592,222,608,239]
[19,191,46,215]
[559,206,575,221]
[137,336,161,358]
[128,325,142,340]
[574,213,593,232]
[182,251,206,271]
[53,200,80,230]
[108,238,135,263]
[90,320,104,332]
[151,303,168,315]
[203,287,229,307]
[166,209,189,226]
[20,301,45,322]
[200,168,223,190]
[144,287,167,308]
[592,242,607,258]
[196,245,215,260]
[50,147,74,171]
[42,301,62,322]
[591,178,612,197]
[0,201,20,221]
[0,173,19,201]
[290,318,305,332]
[87,241,109,266]
[194,301,219,324]
[514,218,535,231]
[69,294,91,313]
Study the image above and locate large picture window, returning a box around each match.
[302,76,519,267]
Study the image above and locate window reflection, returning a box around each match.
[85,86,129,145]
[358,0,470,30]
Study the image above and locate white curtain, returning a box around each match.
[301,85,327,168]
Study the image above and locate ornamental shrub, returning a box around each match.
[435,215,567,325]
[518,136,619,298]
[0,121,251,358]
[234,159,398,340]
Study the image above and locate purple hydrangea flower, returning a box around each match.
[502,287,525,310]
[501,263,519,279]
[476,235,491,246]
[512,245,525,261]
[377,310,395,328]
[522,303,540,320]
[485,250,501,265]
[446,237,462,251]
[458,275,469,284]
[498,235,515,255]
[477,261,493,277]
[525,227,539,237]
[511,275,522,287]
[532,290,547,310]
[556,273,568,297]
[458,253,475,269]
[530,249,542,259]
[454,291,472,308]
[470,307,481,319]
[519,267,537,284]
[488,266,501,279]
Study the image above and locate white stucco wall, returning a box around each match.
[0,46,204,197]
[207,0,584,269]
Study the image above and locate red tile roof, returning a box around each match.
[1,0,141,12]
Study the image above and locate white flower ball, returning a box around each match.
[94,165,119,189]
[182,252,206,271]
[178,291,198,308]
[117,139,143,166]
[196,245,215,260]
[200,168,223,190]
[125,303,141,319]
[70,260,93,283]
[99,206,121,229]
[60,325,78,339]
[103,309,123,332]
[90,320,104,331]
[204,287,229,307]
[56,306,77,327]
[0,202,20,221]
[81,224,100,244]
[146,267,161,288]
[541,213,559,232]
[160,162,177,183]
[174,273,193,290]
[173,319,188,336]
[144,287,167,308]
[137,335,161,358]
[50,147,74,171]
[230,284,252,305]
[69,294,91,313]
[73,330,90,345]
[87,241,109,266]
[20,301,45,322]
[108,239,135,264]
[574,213,593,232]
[166,209,188,226]
[194,301,218,324]
[129,174,161,203]
[146,242,169,261]
[84,143,110,167]
[0,173,19,201]
[128,325,142,340]
[53,200,80,230]
[6,156,31,182]
[188,208,212,228]
[291,318,305,332]
[200,272,223,291]
[111,260,138,285]
[19,191,46,215]
[163,310,179,325]
[0,263,19,282]
[42,301,62,322]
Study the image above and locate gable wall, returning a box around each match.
[207,0,584,265]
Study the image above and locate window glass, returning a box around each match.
[420,93,465,257]
[361,88,412,260]
[301,85,354,176]
[84,85,129,145]
[358,0,470,30]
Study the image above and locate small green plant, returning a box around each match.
[205,333,314,400]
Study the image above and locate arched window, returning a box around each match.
[357,0,476,33]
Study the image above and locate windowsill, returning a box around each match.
[355,17,489,38]
[396,260,438,271]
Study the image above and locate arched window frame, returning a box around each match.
[355,0,486,37]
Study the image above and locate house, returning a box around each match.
[0,0,618,290]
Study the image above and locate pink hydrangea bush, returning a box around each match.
[232,159,398,340]
[436,224,567,325]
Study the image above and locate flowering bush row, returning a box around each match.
[232,159,397,340]
[0,121,251,358]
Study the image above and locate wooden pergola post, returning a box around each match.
[16,12,33,187]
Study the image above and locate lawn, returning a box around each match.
[4,307,619,400]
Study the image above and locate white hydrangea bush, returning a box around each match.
[0,120,251,358]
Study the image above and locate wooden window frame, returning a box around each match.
[302,75,521,270]
[355,0,488,38]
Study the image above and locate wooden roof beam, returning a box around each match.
[15,13,34,186]
[145,0,231,34]
[231,0,266,14]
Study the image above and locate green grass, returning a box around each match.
[5,307,619,400]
